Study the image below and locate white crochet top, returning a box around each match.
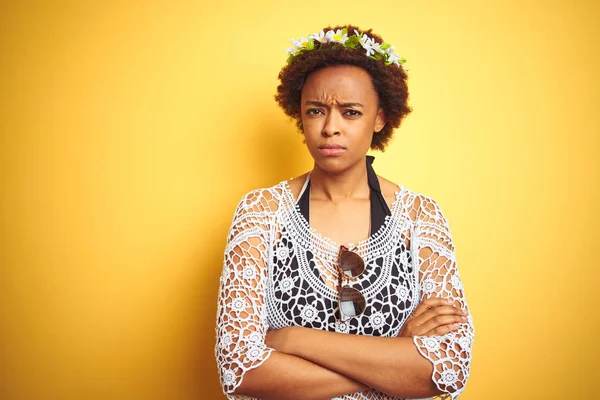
[214,179,474,399]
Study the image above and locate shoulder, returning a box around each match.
[286,172,310,201]
[378,175,447,225]
[404,189,452,235]
[233,180,289,217]
[376,175,403,209]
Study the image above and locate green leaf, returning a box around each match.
[380,43,391,51]
[342,27,348,36]
[345,36,360,48]
[306,38,315,50]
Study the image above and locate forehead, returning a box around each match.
[301,65,378,103]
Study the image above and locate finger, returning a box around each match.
[418,314,468,335]
[411,297,454,318]
[424,322,464,336]
[411,305,468,326]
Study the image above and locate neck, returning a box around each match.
[309,158,370,202]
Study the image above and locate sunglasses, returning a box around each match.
[337,245,367,322]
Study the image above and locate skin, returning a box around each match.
[233,65,468,399]
[297,65,388,246]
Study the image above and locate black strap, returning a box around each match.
[298,156,391,235]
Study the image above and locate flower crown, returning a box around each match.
[286,28,407,69]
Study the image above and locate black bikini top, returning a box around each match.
[297,155,392,236]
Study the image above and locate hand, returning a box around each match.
[398,297,468,337]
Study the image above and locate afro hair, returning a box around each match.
[275,25,412,151]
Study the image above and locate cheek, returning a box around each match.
[300,115,320,136]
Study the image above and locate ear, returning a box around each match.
[374,107,387,133]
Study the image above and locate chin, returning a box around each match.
[312,155,361,175]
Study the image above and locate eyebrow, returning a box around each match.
[305,100,364,108]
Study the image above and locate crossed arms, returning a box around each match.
[215,190,474,399]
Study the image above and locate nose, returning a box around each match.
[322,111,341,137]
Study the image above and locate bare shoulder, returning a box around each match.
[286,172,310,201]
[376,175,402,208]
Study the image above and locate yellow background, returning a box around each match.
[1,1,598,399]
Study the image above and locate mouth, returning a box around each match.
[318,144,346,156]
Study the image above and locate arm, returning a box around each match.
[215,190,370,399]
[265,195,474,399]
[410,195,475,398]
[239,351,368,400]
[266,327,443,398]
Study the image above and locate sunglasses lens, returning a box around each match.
[339,251,365,278]
[339,287,366,317]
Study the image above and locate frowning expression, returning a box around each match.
[300,65,386,173]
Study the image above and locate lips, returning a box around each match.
[318,144,346,156]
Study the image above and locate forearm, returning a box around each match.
[234,350,369,400]
[271,327,444,398]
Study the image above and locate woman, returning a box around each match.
[215,25,474,400]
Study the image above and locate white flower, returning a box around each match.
[369,312,386,330]
[458,336,472,349]
[285,29,406,69]
[222,368,236,386]
[387,51,402,66]
[220,332,233,348]
[371,41,385,55]
[397,285,410,302]
[248,332,262,344]
[230,296,247,312]
[288,37,309,54]
[279,277,295,294]
[310,30,327,43]
[360,41,375,57]
[300,304,319,323]
[336,321,350,334]
[276,245,290,261]
[329,29,348,44]
[241,265,256,280]
[450,275,463,290]
[360,36,376,56]
[423,337,440,352]
[422,278,438,295]
[246,345,263,362]
[441,368,458,385]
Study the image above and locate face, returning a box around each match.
[300,65,386,174]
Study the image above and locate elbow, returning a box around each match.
[426,362,470,399]
[218,348,276,399]
[384,357,470,398]
[384,377,466,399]
[229,367,262,398]
[383,374,447,399]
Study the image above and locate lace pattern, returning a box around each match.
[215,181,474,399]
[412,196,474,399]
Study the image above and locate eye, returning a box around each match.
[344,109,362,117]
[306,108,324,116]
